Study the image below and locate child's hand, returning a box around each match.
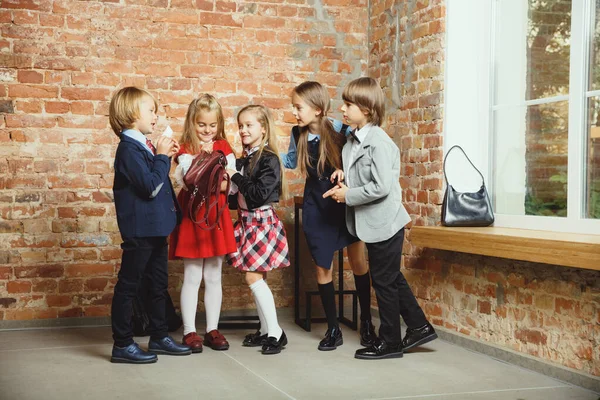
[156,135,173,155]
[170,139,180,157]
[330,169,344,184]
[200,141,213,153]
[220,179,228,192]
[323,182,348,203]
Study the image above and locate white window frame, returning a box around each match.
[445,0,600,234]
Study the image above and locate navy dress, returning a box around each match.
[282,123,358,269]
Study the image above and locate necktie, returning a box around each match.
[349,130,361,144]
[146,138,156,155]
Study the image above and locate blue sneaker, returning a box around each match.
[111,343,157,364]
[148,336,192,356]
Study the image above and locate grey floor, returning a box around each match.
[0,317,598,400]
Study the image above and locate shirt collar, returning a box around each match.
[354,123,372,143]
[121,129,153,154]
[244,143,266,156]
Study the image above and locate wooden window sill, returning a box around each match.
[410,226,600,271]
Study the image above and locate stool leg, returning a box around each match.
[305,292,312,332]
[338,249,344,321]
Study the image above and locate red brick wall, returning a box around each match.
[0,0,368,319]
[369,0,599,377]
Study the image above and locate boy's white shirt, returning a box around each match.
[346,123,372,188]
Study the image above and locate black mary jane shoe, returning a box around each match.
[318,327,343,351]
[360,319,377,347]
[402,322,438,352]
[242,330,268,347]
[261,331,288,355]
[354,338,403,360]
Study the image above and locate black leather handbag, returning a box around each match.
[441,145,494,227]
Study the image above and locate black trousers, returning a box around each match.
[366,228,427,346]
[111,236,169,347]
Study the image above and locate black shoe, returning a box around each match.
[360,319,377,347]
[355,338,403,360]
[318,327,343,351]
[111,343,157,364]
[148,336,192,356]
[261,331,287,355]
[402,322,438,351]
[242,330,268,347]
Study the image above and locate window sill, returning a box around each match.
[410,226,600,271]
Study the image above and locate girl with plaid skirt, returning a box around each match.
[226,105,291,355]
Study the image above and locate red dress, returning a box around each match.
[169,140,237,259]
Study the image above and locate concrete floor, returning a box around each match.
[0,318,598,400]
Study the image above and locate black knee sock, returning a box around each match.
[318,282,338,330]
[354,272,372,322]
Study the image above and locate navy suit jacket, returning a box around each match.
[113,135,181,238]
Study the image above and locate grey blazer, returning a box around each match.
[343,125,411,243]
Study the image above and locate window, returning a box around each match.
[445,0,600,234]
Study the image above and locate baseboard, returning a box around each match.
[0,307,295,331]
[0,316,111,331]
[368,307,600,394]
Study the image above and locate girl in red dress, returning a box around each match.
[169,94,236,353]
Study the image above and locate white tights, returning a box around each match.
[181,256,223,335]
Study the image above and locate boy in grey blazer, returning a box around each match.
[324,77,437,359]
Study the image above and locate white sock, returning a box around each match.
[202,256,223,333]
[181,258,204,336]
[249,279,282,339]
[253,292,267,336]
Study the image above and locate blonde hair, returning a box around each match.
[109,86,157,137]
[181,94,228,154]
[292,81,343,177]
[237,105,287,199]
[342,77,385,127]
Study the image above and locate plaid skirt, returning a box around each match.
[225,207,291,272]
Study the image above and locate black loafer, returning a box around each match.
[318,327,343,351]
[111,343,157,364]
[261,331,287,355]
[148,336,192,356]
[402,322,438,351]
[242,330,268,347]
[355,338,403,360]
[360,319,377,347]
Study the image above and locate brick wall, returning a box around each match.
[0,0,368,320]
[1,0,597,379]
[368,0,599,377]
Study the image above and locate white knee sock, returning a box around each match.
[257,298,267,335]
[181,258,204,336]
[252,291,267,335]
[249,279,282,340]
[202,256,223,333]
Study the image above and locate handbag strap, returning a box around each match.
[443,145,486,186]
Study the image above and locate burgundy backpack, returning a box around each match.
[183,150,230,230]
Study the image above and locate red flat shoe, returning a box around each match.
[204,329,229,351]
[182,332,203,353]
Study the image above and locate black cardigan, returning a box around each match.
[229,150,281,210]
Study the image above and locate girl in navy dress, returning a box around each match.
[226,105,290,355]
[281,81,376,351]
